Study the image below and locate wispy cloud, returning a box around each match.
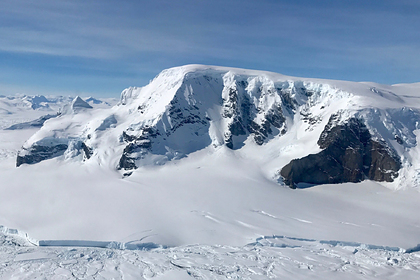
[0,0,419,96]
[0,1,193,58]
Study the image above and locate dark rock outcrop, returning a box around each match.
[16,144,68,167]
[16,140,93,167]
[280,116,401,188]
[222,87,248,149]
[117,127,158,170]
[248,104,286,145]
[118,143,142,170]
[221,82,287,148]
[81,142,93,159]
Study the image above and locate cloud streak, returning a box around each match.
[0,0,419,96]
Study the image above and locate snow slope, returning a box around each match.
[1,65,420,279]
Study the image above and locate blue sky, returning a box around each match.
[0,0,419,97]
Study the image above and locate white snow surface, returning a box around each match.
[1,65,420,279]
[2,226,420,279]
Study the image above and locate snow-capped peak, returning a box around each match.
[14,65,420,190]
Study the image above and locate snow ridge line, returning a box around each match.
[2,224,419,254]
[251,235,406,253]
[38,240,165,250]
[0,224,166,250]
[0,225,38,246]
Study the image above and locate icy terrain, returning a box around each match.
[0,94,116,130]
[1,65,420,279]
[2,226,420,279]
[15,65,420,188]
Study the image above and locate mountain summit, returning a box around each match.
[15,65,420,189]
[72,96,93,110]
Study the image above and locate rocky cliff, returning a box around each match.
[280,115,401,188]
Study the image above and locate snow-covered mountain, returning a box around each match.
[15,65,420,189]
[2,65,420,279]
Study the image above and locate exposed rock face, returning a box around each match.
[117,127,159,170]
[280,116,401,188]
[118,74,289,171]
[165,96,209,137]
[16,144,68,167]
[248,103,286,145]
[118,143,142,170]
[16,140,93,167]
[220,78,287,149]
[222,86,248,149]
[81,142,93,159]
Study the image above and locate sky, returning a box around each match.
[0,0,419,98]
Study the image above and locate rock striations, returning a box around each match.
[14,65,420,188]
